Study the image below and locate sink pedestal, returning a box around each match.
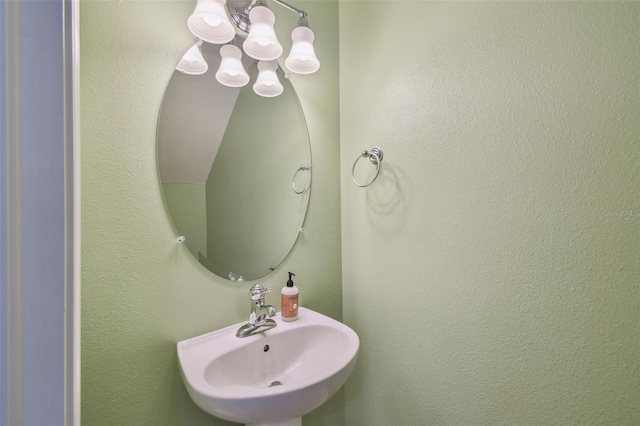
[247,417,301,426]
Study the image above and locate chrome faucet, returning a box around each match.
[236,283,277,338]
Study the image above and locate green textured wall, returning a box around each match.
[340,2,640,425]
[80,1,342,425]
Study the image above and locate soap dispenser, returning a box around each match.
[281,272,299,322]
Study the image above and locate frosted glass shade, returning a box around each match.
[216,45,250,87]
[176,44,208,75]
[253,61,283,97]
[285,26,320,74]
[187,0,235,44]
[243,6,283,61]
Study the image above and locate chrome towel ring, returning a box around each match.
[352,148,383,188]
[292,164,311,194]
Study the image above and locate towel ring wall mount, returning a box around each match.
[352,147,383,188]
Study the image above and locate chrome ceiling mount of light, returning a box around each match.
[225,0,260,36]
[177,0,320,97]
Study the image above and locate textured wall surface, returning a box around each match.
[340,2,640,425]
[80,1,342,425]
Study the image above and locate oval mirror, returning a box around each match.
[157,41,311,282]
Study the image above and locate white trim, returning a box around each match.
[71,0,82,424]
[1,1,78,423]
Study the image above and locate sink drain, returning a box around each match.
[268,381,283,387]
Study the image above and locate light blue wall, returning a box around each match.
[20,4,66,422]
[1,1,74,424]
[0,3,6,420]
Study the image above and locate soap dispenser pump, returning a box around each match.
[281,272,299,322]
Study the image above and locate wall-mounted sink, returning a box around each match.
[177,307,359,426]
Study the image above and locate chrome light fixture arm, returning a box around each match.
[226,0,307,36]
[269,0,307,19]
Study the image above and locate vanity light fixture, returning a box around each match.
[243,0,283,61]
[179,0,320,96]
[187,0,236,44]
[176,41,209,75]
[285,16,320,74]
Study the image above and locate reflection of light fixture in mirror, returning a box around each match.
[243,1,283,61]
[176,41,208,75]
[216,44,250,87]
[253,61,283,97]
[187,0,236,44]
[285,17,320,74]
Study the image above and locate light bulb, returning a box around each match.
[202,15,223,27]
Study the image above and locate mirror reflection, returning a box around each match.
[158,42,311,281]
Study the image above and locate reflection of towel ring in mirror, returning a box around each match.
[292,165,312,194]
[352,148,383,188]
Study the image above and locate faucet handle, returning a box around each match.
[249,283,271,300]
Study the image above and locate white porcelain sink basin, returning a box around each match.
[177,307,359,426]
